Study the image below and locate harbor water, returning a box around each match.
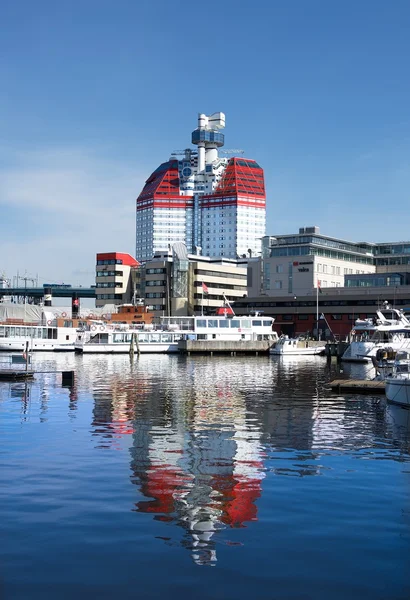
[1,353,410,599]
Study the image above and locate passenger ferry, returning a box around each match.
[0,309,80,352]
[75,314,277,354]
[341,303,410,363]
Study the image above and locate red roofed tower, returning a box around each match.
[135,113,266,262]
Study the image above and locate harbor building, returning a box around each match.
[238,226,410,338]
[95,245,247,317]
[95,252,140,308]
[135,112,266,263]
[247,226,376,298]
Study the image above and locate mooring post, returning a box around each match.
[62,371,75,386]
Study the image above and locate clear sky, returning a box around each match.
[1,0,410,287]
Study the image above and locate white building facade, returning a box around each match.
[136,112,266,263]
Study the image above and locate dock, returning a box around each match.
[329,379,386,394]
[324,341,350,360]
[178,339,272,355]
[0,369,35,381]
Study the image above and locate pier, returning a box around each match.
[324,341,350,360]
[178,339,273,355]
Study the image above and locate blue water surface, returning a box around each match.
[0,353,409,599]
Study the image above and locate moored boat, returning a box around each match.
[269,335,325,356]
[385,351,410,407]
[341,303,410,363]
[75,314,277,354]
[0,309,79,352]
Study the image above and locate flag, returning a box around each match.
[202,282,209,294]
[317,280,323,294]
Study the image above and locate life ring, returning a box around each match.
[47,320,52,325]
[91,325,97,331]
[62,312,67,318]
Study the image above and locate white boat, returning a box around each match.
[270,335,325,356]
[341,303,410,363]
[0,308,79,352]
[75,314,277,354]
[385,351,410,407]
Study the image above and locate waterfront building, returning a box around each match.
[95,245,247,317]
[95,252,140,308]
[140,244,248,317]
[135,112,266,262]
[247,226,376,298]
[238,226,410,338]
[233,287,410,340]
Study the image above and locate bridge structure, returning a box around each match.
[0,286,96,302]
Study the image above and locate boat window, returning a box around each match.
[150,334,161,342]
[196,319,207,328]
[125,334,132,343]
[241,320,251,329]
[263,320,272,327]
[114,333,125,343]
[207,320,218,328]
[396,364,409,373]
[219,320,229,328]
[252,320,262,327]
[230,319,240,328]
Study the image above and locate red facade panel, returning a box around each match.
[96,252,139,267]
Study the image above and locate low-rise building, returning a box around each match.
[95,246,247,317]
[95,252,140,308]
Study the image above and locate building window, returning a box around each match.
[276,264,283,273]
[274,280,282,289]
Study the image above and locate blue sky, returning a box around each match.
[1,0,410,286]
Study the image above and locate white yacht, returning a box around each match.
[385,351,410,407]
[270,335,325,356]
[341,303,410,363]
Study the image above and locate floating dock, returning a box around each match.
[0,369,35,381]
[329,379,386,394]
[178,339,272,355]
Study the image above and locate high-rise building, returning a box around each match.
[136,112,266,262]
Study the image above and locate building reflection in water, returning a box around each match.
[128,367,266,566]
[89,354,410,565]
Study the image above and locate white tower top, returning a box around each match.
[192,112,226,172]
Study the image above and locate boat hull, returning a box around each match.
[385,378,410,406]
[76,342,180,354]
[270,347,325,356]
[0,340,75,352]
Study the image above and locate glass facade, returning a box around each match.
[346,273,406,287]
